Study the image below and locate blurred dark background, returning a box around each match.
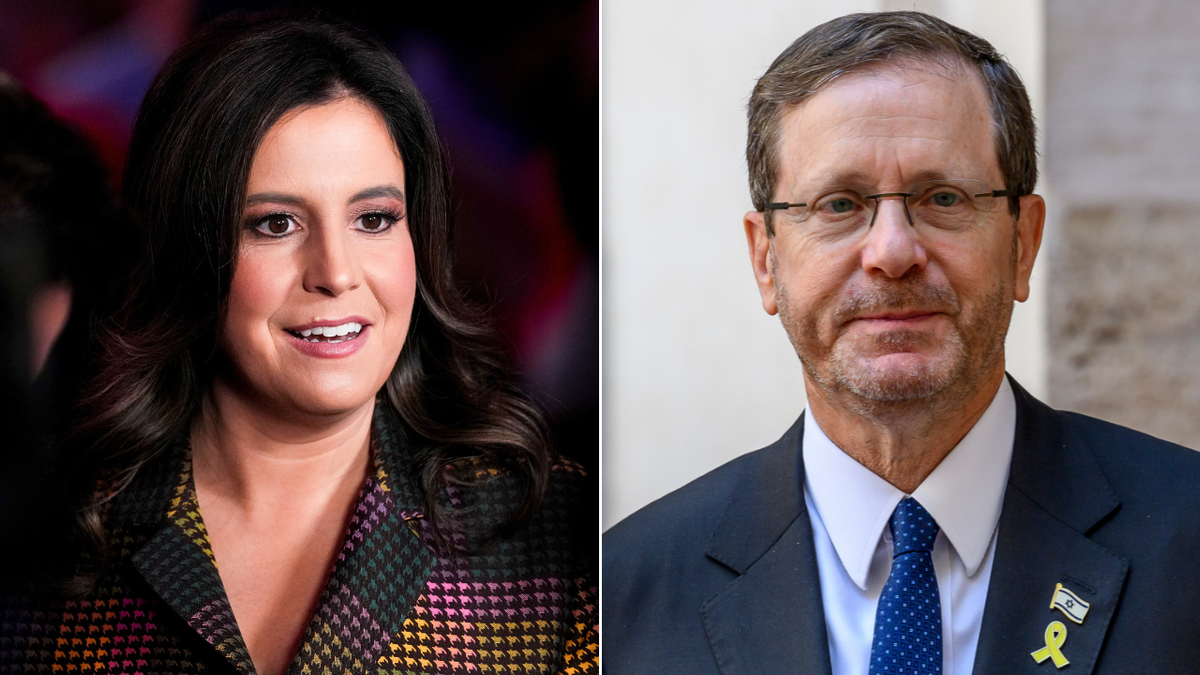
[0,0,598,476]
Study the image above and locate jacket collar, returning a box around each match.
[1004,377,1120,535]
[704,414,808,574]
[115,401,437,675]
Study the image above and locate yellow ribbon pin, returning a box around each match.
[1031,621,1070,668]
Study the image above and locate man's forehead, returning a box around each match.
[774,59,999,189]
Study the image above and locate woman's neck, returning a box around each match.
[189,378,377,675]
[190,377,374,513]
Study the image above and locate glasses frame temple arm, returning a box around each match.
[765,202,807,211]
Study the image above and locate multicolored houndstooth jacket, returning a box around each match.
[0,405,597,674]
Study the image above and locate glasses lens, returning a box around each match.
[796,187,872,238]
[908,180,993,232]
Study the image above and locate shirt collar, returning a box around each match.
[803,377,1016,590]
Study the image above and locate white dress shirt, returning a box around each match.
[803,378,1016,674]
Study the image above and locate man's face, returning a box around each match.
[744,61,1044,410]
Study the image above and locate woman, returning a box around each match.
[1,13,595,675]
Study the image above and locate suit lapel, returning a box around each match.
[702,415,833,675]
[973,379,1128,675]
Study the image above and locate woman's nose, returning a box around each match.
[302,225,362,297]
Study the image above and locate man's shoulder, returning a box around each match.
[1014,384,1200,555]
[1059,407,1194,457]
[604,448,752,557]
[602,418,806,672]
[1055,407,1200,505]
[1012,378,1200,502]
[604,414,805,561]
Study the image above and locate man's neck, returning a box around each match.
[804,367,1006,494]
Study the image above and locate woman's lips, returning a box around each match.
[285,316,371,334]
[285,324,370,358]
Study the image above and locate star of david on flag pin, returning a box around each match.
[1050,582,1090,624]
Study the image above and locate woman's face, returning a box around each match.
[219,97,417,419]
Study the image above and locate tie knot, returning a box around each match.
[890,497,939,556]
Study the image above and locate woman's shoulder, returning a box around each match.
[451,451,595,521]
[449,454,592,518]
[444,454,594,563]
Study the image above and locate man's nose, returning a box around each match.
[302,225,362,297]
[859,196,928,278]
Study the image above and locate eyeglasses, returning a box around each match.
[764,179,1020,239]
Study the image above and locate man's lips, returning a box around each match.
[842,311,948,333]
[853,310,941,322]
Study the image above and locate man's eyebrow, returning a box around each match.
[906,167,970,183]
[803,170,874,188]
[802,166,974,189]
[349,185,406,203]
[245,192,306,208]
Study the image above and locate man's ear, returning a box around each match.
[1014,194,1045,303]
[745,210,778,315]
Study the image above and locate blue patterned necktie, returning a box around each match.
[869,497,943,674]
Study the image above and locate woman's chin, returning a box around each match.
[282,386,382,420]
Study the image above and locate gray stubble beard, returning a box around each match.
[773,257,1013,421]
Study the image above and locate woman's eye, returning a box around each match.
[360,214,387,231]
[356,212,400,232]
[253,214,298,236]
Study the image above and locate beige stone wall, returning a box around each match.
[1047,0,1200,448]
[1050,206,1200,446]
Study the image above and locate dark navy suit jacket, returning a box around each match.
[604,378,1200,674]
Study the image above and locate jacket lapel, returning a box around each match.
[287,404,437,673]
[701,415,833,675]
[121,442,257,675]
[973,379,1128,675]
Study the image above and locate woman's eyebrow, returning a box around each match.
[349,185,405,203]
[245,192,306,208]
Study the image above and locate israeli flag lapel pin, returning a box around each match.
[1051,582,1090,624]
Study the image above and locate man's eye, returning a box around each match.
[829,198,856,213]
[253,214,298,236]
[932,192,960,207]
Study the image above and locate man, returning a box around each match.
[603,11,1200,674]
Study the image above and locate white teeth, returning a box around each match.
[294,322,363,341]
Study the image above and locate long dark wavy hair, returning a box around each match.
[66,12,552,563]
